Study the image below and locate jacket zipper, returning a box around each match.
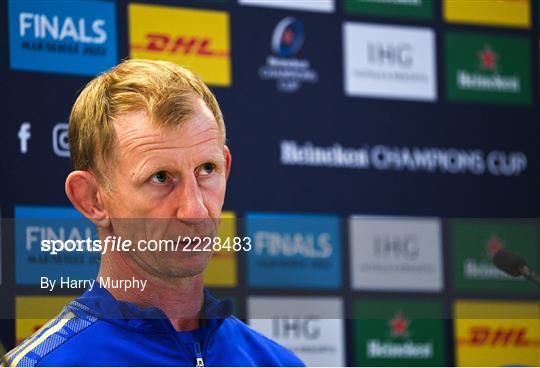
[157,311,203,367]
[201,318,225,366]
[194,342,204,367]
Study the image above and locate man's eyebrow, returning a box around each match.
[131,150,226,180]
[204,151,227,164]
[131,157,172,180]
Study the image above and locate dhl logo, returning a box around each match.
[131,33,228,57]
[128,4,230,86]
[458,326,540,347]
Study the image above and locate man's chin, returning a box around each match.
[161,253,213,278]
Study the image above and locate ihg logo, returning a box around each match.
[272,318,321,340]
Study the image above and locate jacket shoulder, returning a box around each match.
[2,303,97,367]
[222,316,305,366]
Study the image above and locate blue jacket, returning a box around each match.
[2,287,304,367]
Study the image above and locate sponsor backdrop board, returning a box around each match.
[349,216,443,292]
[128,3,231,87]
[203,211,237,287]
[450,220,539,293]
[454,300,540,367]
[445,32,531,105]
[14,206,100,285]
[443,0,531,29]
[353,299,446,366]
[248,296,345,366]
[15,296,76,345]
[343,22,437,101]
[1,0,540,366]
[246,213,342,289]
[8,0,117,75]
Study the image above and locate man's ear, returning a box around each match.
[224,145,232,180]
[65,171,110,228]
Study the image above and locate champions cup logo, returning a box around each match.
[259,17,318,93]
[128,4,231,87]
[272,17,304,57]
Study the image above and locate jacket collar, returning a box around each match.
[70,284,233,332]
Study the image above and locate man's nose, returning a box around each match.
[173,176,208,222]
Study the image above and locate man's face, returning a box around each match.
[100,97,230,278]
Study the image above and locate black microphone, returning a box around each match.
[492,249,540,286]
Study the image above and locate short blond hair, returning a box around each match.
[69,59,225,181]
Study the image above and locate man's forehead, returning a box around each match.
[112,108,221,152]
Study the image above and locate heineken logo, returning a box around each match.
[446,32,531,104]
[456,72,520,93]
[354,300,445,365]
[463,259,514,280]
[463,234,513,280]
[479,45,497,72]
[485,234,503,257]
[367,311,433,359]
[389,312,409,337]
[456,45,520,94]
[451,221,539,292]
[367,340,433,359]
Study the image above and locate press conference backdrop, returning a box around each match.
[1,0,540,366]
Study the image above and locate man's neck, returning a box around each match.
[97,252,204,332]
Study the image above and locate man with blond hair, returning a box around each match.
[2,59,303,367]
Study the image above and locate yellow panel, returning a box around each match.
[454,300,540,367]
[204,211,237,287]
[15,296,75,345]
[444,0,530,29]
[128,3,231,86]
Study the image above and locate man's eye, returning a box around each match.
[199,163,215,176]
[150,171,169,184]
